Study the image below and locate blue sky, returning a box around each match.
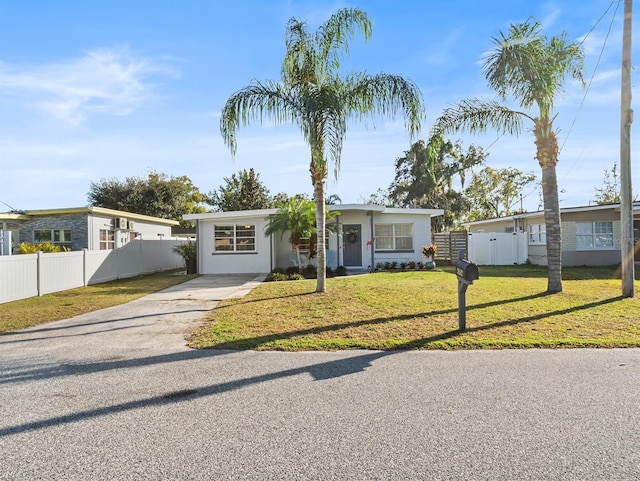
[0,0,636,213]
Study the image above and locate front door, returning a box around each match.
[343,224,362,267]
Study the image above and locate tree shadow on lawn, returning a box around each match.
[206,292,624,350]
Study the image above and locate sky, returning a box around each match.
[0,0,637,213]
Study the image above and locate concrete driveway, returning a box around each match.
[0,275,639,480]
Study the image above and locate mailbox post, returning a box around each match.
[455,250,479,331]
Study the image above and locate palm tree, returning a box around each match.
[431,19,584,293]
[264,197,316,272]
[264,197,338,272]
[221,8,423,292]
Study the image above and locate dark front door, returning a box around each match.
[343,224,362,267]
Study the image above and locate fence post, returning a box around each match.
[83,248,88,286]
[37,251,43,297]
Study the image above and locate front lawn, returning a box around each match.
[188,265,640,350]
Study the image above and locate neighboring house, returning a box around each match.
[184,204,444,274]
[0,207,179,255]
[463,202,640,266]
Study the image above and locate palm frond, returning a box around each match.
[346,73,424,139]
[482,18,585,114]
[431,98,529,139]
[220,80,301,156]
[316,8,372,75]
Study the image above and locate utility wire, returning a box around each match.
[560,0,621,167]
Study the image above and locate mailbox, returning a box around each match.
[456,259,479,283]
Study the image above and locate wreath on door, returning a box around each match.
[345,230,358,244]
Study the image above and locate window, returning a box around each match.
[34,229,72,244]
[528,224,546,245]
[576,221,614,250]
[214,224,256,252]
[99,229,115,250]
[293,236,329,255]
[374,224,413,250]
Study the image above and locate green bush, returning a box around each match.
[265,272,289,282]
[335,265,347,276]
[17,242,68,254]
[173,241,196,260]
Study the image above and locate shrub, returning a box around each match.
[383,262,391,270]
[288,273,305,280]
[173,241,196,260]
[303,265,317,279]
[399,262,407,270]
[422,244,438,258]
[285,266,299,276]
[408,261,416,269]
[390,261,398,270]
[417,261,425,269]
[375,262,384,271]
[265,272,288,282]
[17,242,68,254]
[335,265,347,276]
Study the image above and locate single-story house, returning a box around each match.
[0,206,179,255]
[184,204,444,274]
[462,202,640,266]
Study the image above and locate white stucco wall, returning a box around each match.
[195,215,273,274]
[87,214,174,250]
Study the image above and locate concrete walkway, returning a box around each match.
[1,275,639,480]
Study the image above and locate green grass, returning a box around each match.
[188,265,640,351]
[0,270,197,333]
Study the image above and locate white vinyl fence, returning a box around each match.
[0,239,187,304]
[467,232,528,265]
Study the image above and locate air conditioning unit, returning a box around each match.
[128,220,135,231]
[118,218,128,230]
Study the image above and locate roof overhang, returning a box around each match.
[5,206,179,226]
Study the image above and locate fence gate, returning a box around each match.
[433,231,468,265]
[467,232,528,265]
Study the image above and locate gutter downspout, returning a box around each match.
[368,211,374,271]
[336,215,342,267]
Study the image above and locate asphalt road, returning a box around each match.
[0,275,638,480]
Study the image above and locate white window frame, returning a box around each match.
[374,223,413,251]
[528,223,546,245]
[214,224,256,253]
[576,221,614,250]
[99,229,115,250]
[293,236,329,255]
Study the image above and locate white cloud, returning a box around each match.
[0,47,177,125]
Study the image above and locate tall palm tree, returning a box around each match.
[221,8,423,292]
[431,19,584,293]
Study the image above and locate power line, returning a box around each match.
[561,0,621,173]
[0,200,18,211]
